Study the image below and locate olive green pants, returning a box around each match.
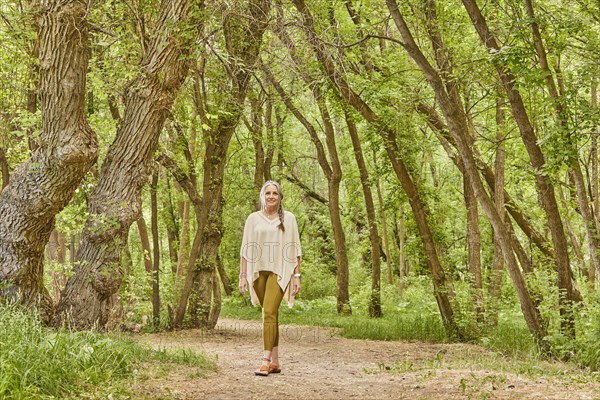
[253,271,284,351]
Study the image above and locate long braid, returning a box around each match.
[278,203,285,232]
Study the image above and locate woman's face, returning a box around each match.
[264,184,281,210]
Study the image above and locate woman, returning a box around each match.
[239,180,302,376]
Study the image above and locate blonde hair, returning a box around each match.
[259,180,285,232]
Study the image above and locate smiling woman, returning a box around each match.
[239,180,302,376]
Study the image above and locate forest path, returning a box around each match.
[135,318,599,400]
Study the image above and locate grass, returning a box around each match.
[222,276,450,343]
[0,303,216,399]
[222,294,447,342]
[220,281,543,360]
[363,340,600,384]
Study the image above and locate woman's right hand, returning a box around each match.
[239,276,248,294]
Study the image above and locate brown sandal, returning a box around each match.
[255,358,271,376]
[269,363,281,373]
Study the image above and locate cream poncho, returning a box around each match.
[240,210,302,307]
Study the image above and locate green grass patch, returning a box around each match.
[221,287,535,357]
[0,303,215,399]
[222,294,447,342]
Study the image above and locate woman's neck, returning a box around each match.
[264,207,278,216]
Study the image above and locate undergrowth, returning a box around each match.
[0,303,215,399]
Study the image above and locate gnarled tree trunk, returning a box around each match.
[0,0,98,322]
[55,0,201,329]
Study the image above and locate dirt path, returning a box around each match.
[135,318,600,399]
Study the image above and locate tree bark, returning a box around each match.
[248,92,267,191]
[137,216,153,274]
[461,0,580,336]
[55,0,201,329]
[592,76,599,283]
[163,176,180,272]
[488,96,507,328]
[150,171,160,325]
[372,150,393,286]
[387,0,546,344]
[317,94,352,315]
[346,111,382,317]
[465,174,484,323]
[0,148,9,189]
[177,200,192,277]
[395,204,407,298]
[378,180,393,286]
[0,0,98,322]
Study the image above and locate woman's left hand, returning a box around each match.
[292,276,301,295]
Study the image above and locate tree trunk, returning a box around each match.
[395,204,407,298]
[318,95,352,315]
[150,171,160,326]
[248,92,267,191]
[185,133,232,328]
[163,176,180,272]
[465,175,484,323]
[461,0,579,337]
[488,96,507,328]
[69,234,76,265]
[263,97,275,182]
[157,152,202,323]
[55,0,201,329]
[387,0,546,345]
[345,112,382,317]
[177,200,191,278]
[372,149,393,286]
[592,77,599,284]
[247,91,275,188]
[0,148,9,189]
[46,229,67,302]
[137,216,153,274]
[0,0,98,322]
[378,181,393,286]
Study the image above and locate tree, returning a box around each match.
[291,0,462,337]
[55,0,202,329]
[345,111,382,317]
[173,0,271,328]
[0,0,98,322]
[461,0,581,336]
[386,0,546,345]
